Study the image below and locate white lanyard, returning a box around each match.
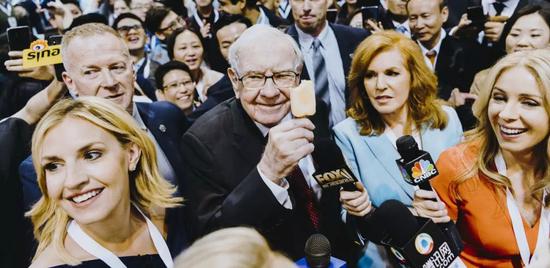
[495,152,549,266]
[67,206,174,268]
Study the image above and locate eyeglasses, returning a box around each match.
[237,71,299,89]
[117,24,143,34]
[163,80,195,91]
[158,16,186,32]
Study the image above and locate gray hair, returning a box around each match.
[227,24,303,74]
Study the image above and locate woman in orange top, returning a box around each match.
[431,49,550,267]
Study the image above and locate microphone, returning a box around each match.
[376,200,464,268]
[395,135,439,191]
[310,138,358,191]
[394,135,464,258]
[295,234,346,268]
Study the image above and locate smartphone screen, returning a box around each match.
[7,26,32,51]
[48,35,65,81]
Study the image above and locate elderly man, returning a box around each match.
[286,0,368,127]
[19,23,191,254]
[181,24,361,262]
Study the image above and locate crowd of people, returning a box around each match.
[1,0,550,267]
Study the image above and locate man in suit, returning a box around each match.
[181,24,361,262]
[18,23,192,254]
[217,0,288,28]
[379,0,412,37]
[407,0,481,129]
[113,12,160,101]
[286,0,368,127]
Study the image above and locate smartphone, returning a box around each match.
[362,6,380,26]
[7,26,32,51]
[467,6,486,26]
[327,8,338,23]
[48,34,65,81]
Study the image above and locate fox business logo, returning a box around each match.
[22,40,62,68]
[411,160,437,183]
[415,233,434,255]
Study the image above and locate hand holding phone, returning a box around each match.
[7,26,32,51]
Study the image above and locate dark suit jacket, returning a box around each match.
[435,35,482,100]
[0,118,35,267]
[180,98,360,262]
[286,23,369,107]
[259,5,289,28]
[18,101,192,255]
[188,74,234,123]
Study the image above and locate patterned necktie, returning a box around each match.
[396,25,407,35]
[426,50,437,67]
[288,165,320,230]
[312,39,330,108]
[493,1,506,16]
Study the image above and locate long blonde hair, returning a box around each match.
[452,49,550,205]
[347,30,448,135]
[27,97,182,265]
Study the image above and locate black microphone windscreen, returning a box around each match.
[311,138,346,168]
[377,200,419,247]
[304,233,331,268]
[396,135,420,162]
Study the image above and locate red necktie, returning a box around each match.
[288,165,320,230]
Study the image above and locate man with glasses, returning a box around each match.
[180,24,360,262]
[145,5,186,64]
[114,12,160,101]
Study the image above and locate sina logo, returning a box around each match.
[414,233,434,255]
[411,160,435,179]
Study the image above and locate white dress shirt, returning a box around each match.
[296,22,347,126]
[417,30,446,71]
[482,0,520,17]
[255,114,322,209]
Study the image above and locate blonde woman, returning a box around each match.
[432,49,550,267]
[28,97,182,267]
[175,227,296,268]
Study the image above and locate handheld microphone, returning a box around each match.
[394,135,464,257]
[311,138,358,191]
[377,200,464,268]
[295,234,346,268]
[395,135,439,191]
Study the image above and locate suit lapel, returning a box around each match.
[287,25,311,81]
[362,134,414,199]
[230,100,265,166]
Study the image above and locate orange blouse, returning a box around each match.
[431,142,540,268]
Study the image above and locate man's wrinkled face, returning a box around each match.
[62,34,135,114]
[228,38,300,127]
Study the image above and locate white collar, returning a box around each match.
[254,113,292,137]
[418,29,446,56]
[295,21,330,51]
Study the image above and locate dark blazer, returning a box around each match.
[434,36,482,130]
[188,74,235,123]
[435,35,482,100]
[0,118,35,267]
[286,23,369,107]
[180,98,361,262]
[259,5,289,28]
[18,101,192,254]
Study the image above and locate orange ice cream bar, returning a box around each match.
[291,80,316,117]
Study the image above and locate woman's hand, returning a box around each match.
[340,181,373,217]
[412,189,450,223]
